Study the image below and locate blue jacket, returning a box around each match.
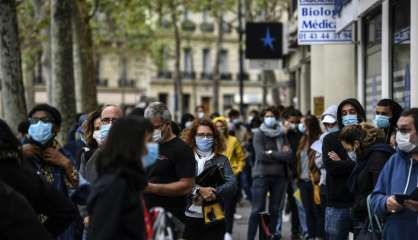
[370,149,418,240]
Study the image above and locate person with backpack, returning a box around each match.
[182,119,237,240]
[296,115,324,239]
[247,107,292,240]
[336,123,395,238]
[87,117,153,240]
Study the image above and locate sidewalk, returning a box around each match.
[232,200,292,240]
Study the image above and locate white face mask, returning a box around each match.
[93,130,101,145]
[197,112,205,119]
[185,121,194,129]
[152,129,162,143]
[396,131,417,153]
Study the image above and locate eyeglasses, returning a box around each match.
[196,133,213,138]
[101,117,119,124]
[29,117,54,125]
[396,127,413,134]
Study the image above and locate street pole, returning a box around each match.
[238,0,245,115]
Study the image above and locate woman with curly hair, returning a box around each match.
[182,119,237,240]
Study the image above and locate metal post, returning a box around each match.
[238,0,245,115]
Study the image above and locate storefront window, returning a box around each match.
[391,0,410,109]
[364,9,382,119]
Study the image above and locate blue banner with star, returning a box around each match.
[245,22,283,59]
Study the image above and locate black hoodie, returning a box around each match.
[322,98,366,208]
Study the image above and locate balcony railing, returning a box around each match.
[157,70,172,79]
[220,72,232,80]
[181,20,196,32]
[181,71,196,80]
[236,72,250,81]
[118,79,136,88]
[201,72,213,80]
[96,79,108,87]
[200,22,214,33]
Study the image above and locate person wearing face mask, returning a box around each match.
[0,119,78,239]
[247,107,292,240]
[181,113,196,131]
[322,98,366,240]
[212,116,246,240]
[228,109,250,144]
[87,116,152,240]
[282,108,304,239]
[369,108,418,240]
[336,123,394,238]
[144,102,196,223]
[295,115,324,239]
[374,99,403,146]
[181,119,237,240]
[80,105,124,185]
[196,105,207,120]
[77,109,102,235]
[310,105,339,228]
[21,104,81,240]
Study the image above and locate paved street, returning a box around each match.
[233,200,292,240]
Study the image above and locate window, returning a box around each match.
[223,94,234,109]
[220,49,229,74]
[183,9,190,21]
[183,48,193,73]
[391,0,411,109]
[183,94,190,114]
[363,10,382,120]
[202,49,211,74]
[202,10,210,23]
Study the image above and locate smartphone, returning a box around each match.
[409,188,418,201]
[395,194,409,205]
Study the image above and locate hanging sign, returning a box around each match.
[298,0,353,45]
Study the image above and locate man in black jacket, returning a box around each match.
[0,118,77,238]
[322,98,366,240]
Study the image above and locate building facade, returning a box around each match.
[335,0,418,116]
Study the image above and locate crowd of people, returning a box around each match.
[0,97,418,240]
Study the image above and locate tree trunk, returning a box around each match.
[72,0,98,113]
[22,60,36,111]
[50,0,76,143]
[212,14,224,114]
[171,2,182,121]
[0,0,28,132]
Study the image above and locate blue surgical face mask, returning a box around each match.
[28,121,54,145]
[342,114,358,126]
[143,143,159,168]
[232,118,241,126]
[99,124,112,143]
[374,115,390,129]
[264,117,277,128]
[298,123,305,133]
[327,126,339,133]
[348,151,357,161]
[195,136,214,152]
